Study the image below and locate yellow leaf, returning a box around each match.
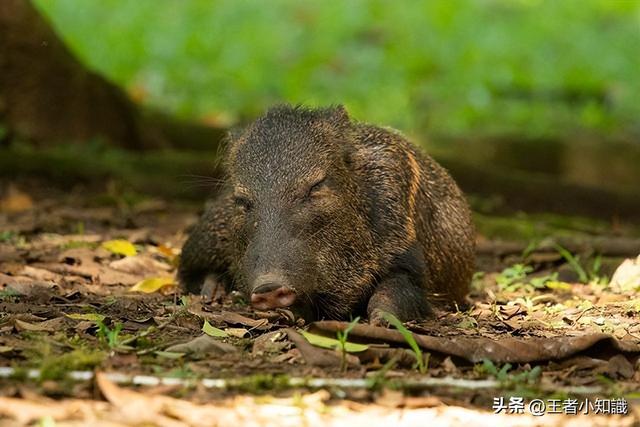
[202,319,228,337]
[102,239,137,257]
[545,281,573,291]
[131,277,174,293]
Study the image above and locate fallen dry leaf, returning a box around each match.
[165,334,237,357]
[18,265,62,282]
[0,184,33,213]
[216,311,270,330]
[110,255,171,275]
[498,302,527,319]
[610,255,640,292]
[14,317,65,333]
[252,331,288,356]
[226,327,249,338]
[0,273,57,297]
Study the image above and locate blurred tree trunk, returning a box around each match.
[0,0,225,150]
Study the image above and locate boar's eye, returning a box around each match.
[233,195,253,212]
[305,178,328,200]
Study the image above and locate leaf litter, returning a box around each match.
[1,182,640,425]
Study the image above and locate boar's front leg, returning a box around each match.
[367,273,432,324]
[366,244,432,324]
[178,195,235,299]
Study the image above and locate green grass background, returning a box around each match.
[34,0,640,140]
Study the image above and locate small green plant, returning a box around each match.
[180,295,189,306]
[382,312,428,374]
[0,231,26,247]
[151,364,196,379]
[476,359,510,379]
[336,316,360,372]
[0,231,16,243]
[75,221,85,235]
[554,244,608,284]
[366,355,399,390]
[554,244,589,283]
[589,254,608,285]
[471,271,486,292]
[529,272,559,289]
[496,263,533,291]
[477,359,541,387]
[522,240,539,259]
[495,263,560,292]
[0,288,20,299]
[96,320,124,349]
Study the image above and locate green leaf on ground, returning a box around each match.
[202,319,228,338]
[300,330,369,353]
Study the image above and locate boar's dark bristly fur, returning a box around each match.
[179,105,475,323]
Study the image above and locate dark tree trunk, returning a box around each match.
[0,0,225,150]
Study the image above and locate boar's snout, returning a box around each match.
[250,274,296,310]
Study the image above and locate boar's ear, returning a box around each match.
[226,125,247,163]
[325,105,350,125]
[227,125,245,142]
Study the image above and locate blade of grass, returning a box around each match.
[381,312,427,374]
[554,243,589,282]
